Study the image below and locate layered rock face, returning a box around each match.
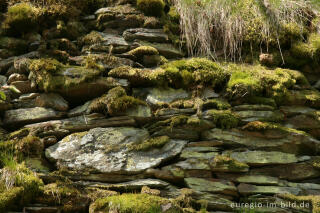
[0,0,320,213]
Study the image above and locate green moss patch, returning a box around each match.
[128,46,159,58]
[205,110,239,129]
[211,155,249,172]
[137,0,165,17]
[3,3,38,36]
[127,136,170,151]
[0,164,43,212]
[202,99,231,110]
[89,86,147,116]
[29,58,101,92]
[90,193,180,213]
[226,63,309,104]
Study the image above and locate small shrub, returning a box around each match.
[137,0,165,17]
[3,3,38,36]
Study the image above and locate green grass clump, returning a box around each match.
[172,0,315,60]
[128,136,170,151]
[90,193,180,213]
[0,163,43,212]
[205,109,239,129]
[137,0,165,17]
[3,3,38,36]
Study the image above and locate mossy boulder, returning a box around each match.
[109,58,228,88]
[128,45,160,67]
[29,58,128,102]
[225,64,310,104]
[137,0,165,17]
[286,33,320,74]
[89,86,149,117]
[203,110,239,129]
[89,193,180,213]
[2,3,38,36]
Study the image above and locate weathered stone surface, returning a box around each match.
[136,41,184,59]
[29,62,129,102]
[35,93,69,111]
[155,108,196,117]
[238,183,301,196]
[76,179,169,191]
[230,151,307,166]
[123,28,169,43]
[95,5,144,30]
[46,127,187,177]
[125,105,152,118]
[234,110,284,122]
[280,106,316,117]
[0,51,39,74]
[83,32,130,54]
[4,107,64,127]
[193,193,234,211]
[151,127,199,141]
[68,101,92,117]
[235,175,280,186]
[201,128,320,155]
[180,147,218,159]
[25,114,136,137]
[141,87,190,105]
[70,54,135,70]
[249,161,320,181]
[185,178,238,197]
[233,104,275,111]
[283,90,320,109]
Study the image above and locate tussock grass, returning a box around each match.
[173,0,317,61]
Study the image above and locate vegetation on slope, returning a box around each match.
[172,0,318,61]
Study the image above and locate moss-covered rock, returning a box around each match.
[210,155,249,173]
[89,86,147,116]
[29,58,126,102]
[137,0,165,17]
[161,58,229,89]
[0,163,43,212]
[127,135,170,151]
[0,37,28,55]
[3,3,38,36]
[203,110,239,129]
[226,64,309,104]
[36,181,88,212]
[89,193,180,213]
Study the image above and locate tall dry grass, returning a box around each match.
[173,0,316,61]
